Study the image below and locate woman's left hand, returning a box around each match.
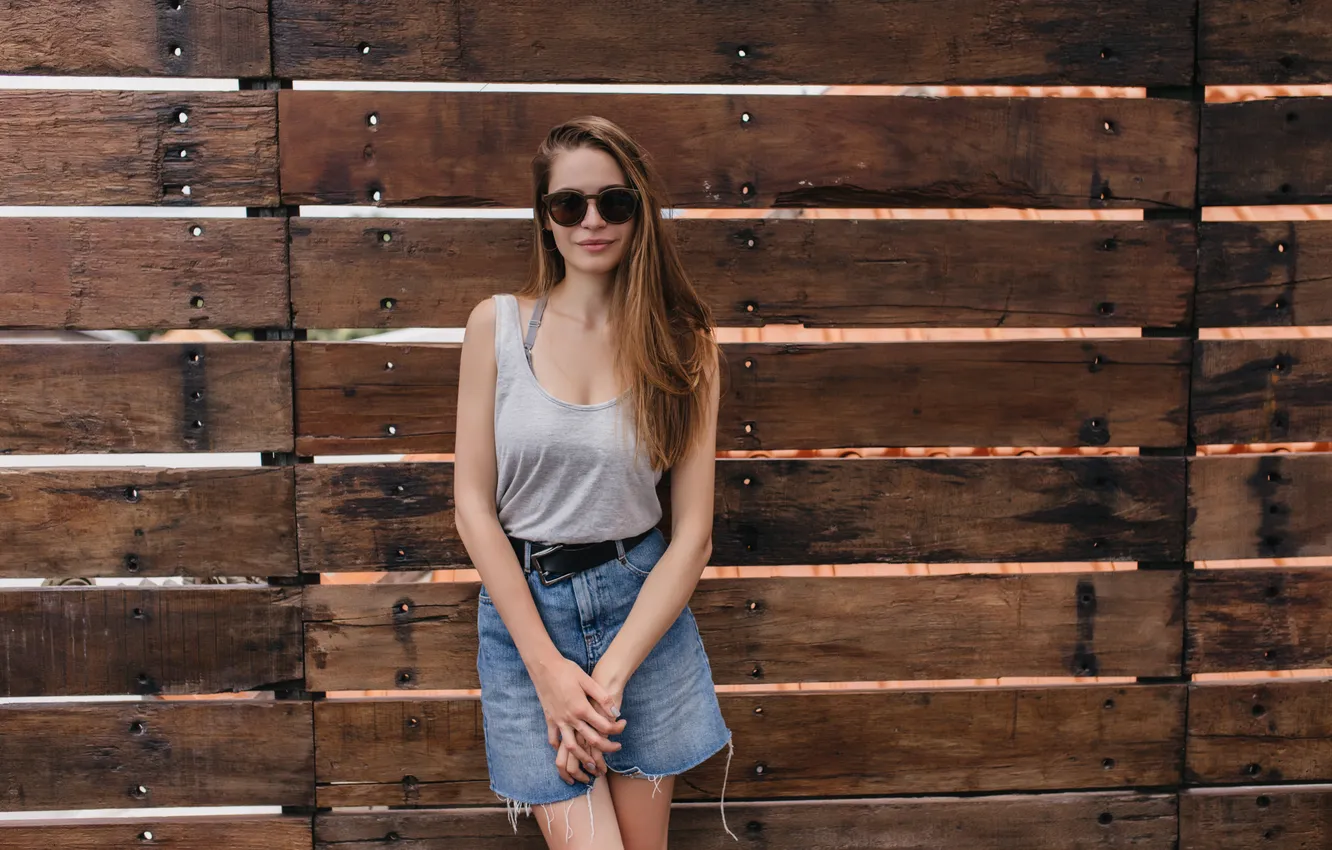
[559,664,627,779]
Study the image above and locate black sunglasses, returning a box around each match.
[542,187,640,227]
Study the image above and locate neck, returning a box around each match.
[549,271,614,327]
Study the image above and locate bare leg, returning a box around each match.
[535,778,625,850]
[608,773,675,850]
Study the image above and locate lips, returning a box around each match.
[578,240,613,246]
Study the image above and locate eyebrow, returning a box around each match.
[551,183,627,193]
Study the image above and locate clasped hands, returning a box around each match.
[535,656,628,785]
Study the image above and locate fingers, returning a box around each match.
[572,716,622,753]
[558,723,597,770]
[546,717,559,750]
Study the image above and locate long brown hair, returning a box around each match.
[519,116,723,472]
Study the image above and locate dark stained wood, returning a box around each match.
[0,467,296,579]
[0,586,303,697]
[0,0,270,77]
[305,570,1181,690]
[0,700,314,810]
[0,91,278,206]
[1188,454,1332,561]
[295,339,1190,454]
[275,0,1194,86]
[0,342,293,454]
[278,91,1197,211]
[1186,569,1332,674]
[1201,99,1332,207]
[315,791,1178,848]
[1180,786,1332,849]
[0,815,310,848]
[1200,0,1332,84]
[726,339,1189,450]
[291,218,1196,329]
[297,457,1185,572]
[1197,222,1332,327]
[314,685,1185,805]
[1191,340,1332,445]
[1188,680,1332,785]
[0,218,288,330]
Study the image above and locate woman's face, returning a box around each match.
[543,146,637,274]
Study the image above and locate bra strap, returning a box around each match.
[522,293,549,365]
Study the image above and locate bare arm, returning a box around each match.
[594,344,721,693]
[453,297,563,675]
[454,297,627,784]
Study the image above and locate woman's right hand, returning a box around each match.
[531,656,627,784]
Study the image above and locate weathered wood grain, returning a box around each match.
[0,586,303,697]
[1186,569,1332,674]
[1191,340,1332,445]
[1197,222,1332,327]
[290,218,1195,330]
[0,218,288,331]
[0,700,313,811]
[274,0,1194,86]
[306,570,1182,690]
[279,91,1197,210]
[1188,454,1332,561]
[295,339,1190,454]
[0,815,310,848]
[0,91,278,206]
[0,467,296,579]
[1200,0,1332,84]
[297,457,1184,571]
[1201,99,1332,207]
[315,791,1178,848]
[1188,680,1332,785]
[0,342,293,454]
[0,0,270,77]
[314,686,1185,805]
[1180,786,1332,849]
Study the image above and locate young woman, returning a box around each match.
[453,116,737,849]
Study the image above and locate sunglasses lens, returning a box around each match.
[547,192,587,227]
[598,188,638,223]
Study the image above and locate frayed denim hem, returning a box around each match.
[492,735,738,843]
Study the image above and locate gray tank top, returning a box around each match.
[492,292,663,544]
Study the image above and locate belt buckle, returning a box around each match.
[530,543,572,586]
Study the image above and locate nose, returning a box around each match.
[580,198,606,227]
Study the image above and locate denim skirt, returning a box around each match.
[476,527,733,810]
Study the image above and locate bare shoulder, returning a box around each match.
[463,296,497,344]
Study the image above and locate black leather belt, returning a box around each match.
[508,528,655,586]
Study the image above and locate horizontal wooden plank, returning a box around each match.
[0,218,288,331]
[0,586,303,697]
[1180,786,1332,849]
[0,0,269,77]
[291,219,1196,329]
[1188,454,1332,561]
[279,92,1197,210]
[1186,569,1332,674]
[0,815,310,848]
[1199,0,1332,84]
[0,91,278,206]
[1191,340,1332,445]
[0,700,313,811]
[0,342,293,454]
[314,685,1185,805]
[1188,680,1332,785]
[305,570,1182,690]
[315,791,1178,848]
[275,0,1194,86]
[0,467,296,579]
[1197,222,1332,327]
[1201,99,1332,207]
[298,457,1185,572]
[295,339,1190,454]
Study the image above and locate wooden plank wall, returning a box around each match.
[2,0,1331,846]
